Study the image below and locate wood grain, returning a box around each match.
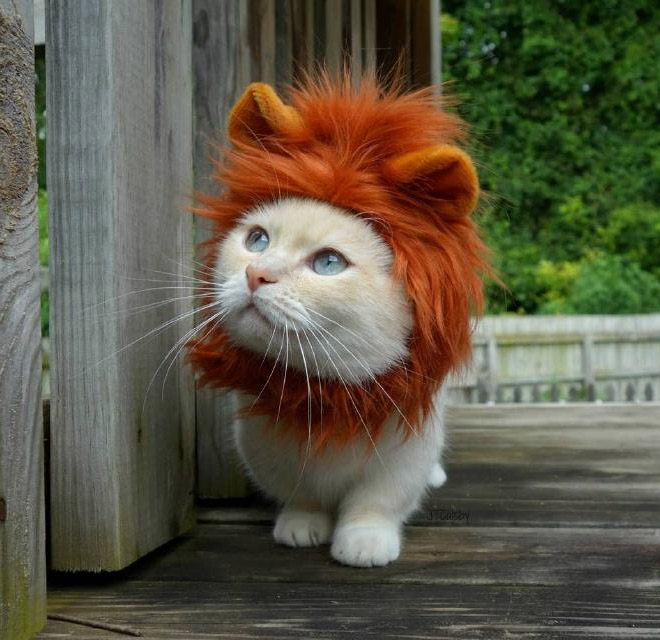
[0,0,47,637]
[40,581,660,639]
[46,0,196,571]
[70,522,658,588]
[39,403,660,637]
[192,0,253,499]
[200,404,660,528]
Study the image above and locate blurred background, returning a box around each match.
[36,1,660,407]
[35,1,660,323]
[441,1,660,316]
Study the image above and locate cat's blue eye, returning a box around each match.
[311,249,348,276]
[245,227,269,252]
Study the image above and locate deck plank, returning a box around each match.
[40,404,660,637]
[47,523,660,588]
[200,404,660,529]
[41,581,660,639]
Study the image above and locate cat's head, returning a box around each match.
[214,197,412,383]
[189,75,489,441]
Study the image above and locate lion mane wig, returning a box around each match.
[189,74,489,452]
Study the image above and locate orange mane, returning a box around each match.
[189,74,490,452]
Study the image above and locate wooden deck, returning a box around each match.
[39,405,660,639]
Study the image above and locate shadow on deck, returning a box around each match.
[40,405,660,639]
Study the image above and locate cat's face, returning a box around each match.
[213,198,412,383]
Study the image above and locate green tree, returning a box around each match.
[442,0,660,314]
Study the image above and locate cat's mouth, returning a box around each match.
[241,299,302,332]
[243,301,273,326]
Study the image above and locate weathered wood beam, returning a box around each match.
[192,0,252,499]
[47,0,196,570]
[0,0,47,636]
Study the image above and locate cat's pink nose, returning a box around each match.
[246,264,278,292]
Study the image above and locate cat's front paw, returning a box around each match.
[331,522,400,567]
[273,509,333,547]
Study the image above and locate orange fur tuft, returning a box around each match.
[189,73,490,452]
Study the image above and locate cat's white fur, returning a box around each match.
[214,197,446,567]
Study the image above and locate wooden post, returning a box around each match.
[350,0,362,82]
[363,0,376,74]
[47,0,196,571]
[291,0,314,77]
[193,0,251,499]
[252,0,276,84]
[0,0,47,636]
[377,0,411,82]
[325,0,343,74]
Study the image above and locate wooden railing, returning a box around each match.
[446,315,660,404]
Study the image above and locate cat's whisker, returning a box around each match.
[87,293,215,325]
[112,273,209,286]
[259,323,279,367]
[274,320,290,427]
[312,317,420,439]
[160,308,228,399]
[161,256,216,281]
[305,307,381,359]
[140,306,226,418]
[305,323,387,470]
[165,253,214,272]
[72,299,222,382]
[248,326,287,414]
[283,329,314,507]
[108,266,213,286]
[79,284,215,317]
[306,307,442,386]
[144,268,212,285]
[303,322,372,401]
[306,316,421,440]
[301,326,324,436]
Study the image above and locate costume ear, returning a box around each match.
[228,83,304,145]
[385,145,479,218]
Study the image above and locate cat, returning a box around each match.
[189,76,487,567]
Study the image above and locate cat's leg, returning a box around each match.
[330,505,402,567]
[273,501,334,547]
[331,416,444,567]
[330,473,425,567]
[232,406,334,547]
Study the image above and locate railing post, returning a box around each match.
[582,335,595,400]
[487,335,499,403]
[0,0,47,636]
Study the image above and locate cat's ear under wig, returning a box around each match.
[228,83,304,145]
[384,145,479,219]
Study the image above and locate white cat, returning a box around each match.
[213,197,447,568]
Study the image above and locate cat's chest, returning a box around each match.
[231,393,403,494]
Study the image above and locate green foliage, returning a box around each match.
[550,254,660,314]
[36,49,48,336]
[35,50,47,190]
[38,190,48,267]
[38,190,48,336]
[598,203,660,279]
[443,0,660,314]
